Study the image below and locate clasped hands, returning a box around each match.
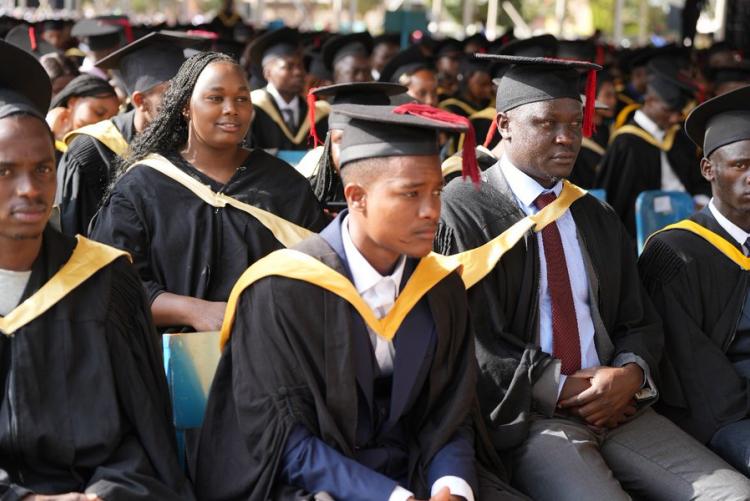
[556,363,644,429]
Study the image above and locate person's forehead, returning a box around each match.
[715,138,750,159]
[0,116,53,156]
[515,97,582,115]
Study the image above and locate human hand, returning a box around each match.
[557,371,593,403]
[408,486,464,501]
[23,493,101,501]
[188,300,227,332]
[558,364,643,428]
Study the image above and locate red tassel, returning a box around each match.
[595,45,605,66]
[28,26,37,52]
[483,115,498,148]
[393,103,480,185]
[582,69,597,138]
[307,88,322,147]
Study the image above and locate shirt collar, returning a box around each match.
[708,198,750,247]
[266,82,299,110]
[499,154,563,212]
[341,215,406,295]
[634,109,665,140]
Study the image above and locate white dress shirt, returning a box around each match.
[633,110,687,193]
[0,269,31,316]
[340,216,474,501]
[709,199,750,254]
[266,82,301,128]
[500,156,599,396]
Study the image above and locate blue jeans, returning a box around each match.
[710,419,750,477]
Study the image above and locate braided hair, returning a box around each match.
[123,51,240,169]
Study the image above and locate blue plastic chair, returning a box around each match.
[588,189,607,202]
[635,190,695,254]
[276,150,308,168]
[163,331,222,468]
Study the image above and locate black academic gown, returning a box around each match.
[596,119,709,235]
[56,110,136,237]
[190,215,519,501]
[0,227,192,500]
[568,141,604,189]
[248,89,328,151]
[89,150,327,330]
[638,208,750,443]
[437,163,663,450]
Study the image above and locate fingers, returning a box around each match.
[558,384,600,408]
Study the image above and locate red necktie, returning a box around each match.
[534,192,581,375]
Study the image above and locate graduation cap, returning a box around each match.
[0,39,52,120]
[462,33,488,53]
[333,103,480,183]
[71,19,122,51]
[379,47,434,83]
[557,39,596,62]
[321,32,374,72]
[373,32,401,48]
[37,19,67,33]
[49,73,117,109]
[685,85,750,157]
[646,60,697,112]
[5,24,57,58]
[476,54,602,137]
[247,27,300,68]
[304,49,332,82]
[96,31,210,95]
[433,38,462,59]
[496,34,558,58]
[306,81,407,145]
[706,62,750,86]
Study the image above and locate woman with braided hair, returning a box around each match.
[90,51,327,333]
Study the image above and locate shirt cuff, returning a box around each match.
[389,486,415,501]
[431,476,475,501]
[613,352,658,398]
[557,374,567,400]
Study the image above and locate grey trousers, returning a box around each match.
[511,408,750,501]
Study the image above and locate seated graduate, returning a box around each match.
[322,32,375,85]
[89,51,327,334]
[46,74,120,144]
[437,54,750,500]
[639,85,750,476]
[0,40,192,500]
[379,47,439,107]
[191,103,525,501]
[301,81,407,209]
[55,31,209,237]
[245,27,329,151]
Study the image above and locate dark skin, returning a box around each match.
[437,53,461,79]
[0,115,56,272]
[151,61,253,332]
[333,53,373,84]
[641,90,683,131]
[596,80,617,121]
[702,139,750,232]
[132,81,170,134]
[263,53,306,101]
[498,98,643,428]
[406,69,439,107]
[630,65,648,95]
[463,70,492,107]
[371,42,400,74]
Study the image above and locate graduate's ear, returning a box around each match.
[131,91,145,111]
[344,182,367,212]
[701,156,716,183]
[497,111,511,141]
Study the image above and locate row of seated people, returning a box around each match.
[3,33,750,501]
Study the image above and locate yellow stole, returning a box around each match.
[581,137,606,157]
[648,219,750,270]
[469,107,498,122]
[63,120,129,157]
[251,89,330,146]
[438,98,480,116]
[219,181,587,348]
[609,124,679,152]
[55,140,68,154]
[613,103,641,130]
[132,154,313,248]
[0,237,130,336]
[440,145,495,178]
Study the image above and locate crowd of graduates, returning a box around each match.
[3,6,750,501]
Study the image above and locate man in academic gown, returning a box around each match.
[246,27,329,151]
[437,54,750,500]
[191,103,524,500]
[639,85,750,476]
[55,31,208,236]
[322,32,374,85]
[0,40,192,501]
[596,62,710,235]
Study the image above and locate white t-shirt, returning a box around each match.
[0,268,32,316]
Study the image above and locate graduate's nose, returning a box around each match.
[15,171,43,199]
[554,126,576,146]
[418,196,440,221]
[222,99,239,115]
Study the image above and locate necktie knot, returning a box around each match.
[534,191,557,210]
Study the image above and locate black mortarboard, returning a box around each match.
[433,38,462,58]
[96,31,210,95]
[71,19,122,51]
[557,39,596,62]
[322,32,374,72]
[685,85,750,157]
[373,32,401,48]
[497,34,558,58]
[38,19,66,32]
[646,60,696,111]
[0,39,51,120]
[5,24,57,58]
[476,54,601,137]
[49,73,117,109]
[462,33,488,53]
[333,103,479,182]
[379,47,434,83]
[706,61,750,86]
[304,49,332,81]
[247,27,300,67]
